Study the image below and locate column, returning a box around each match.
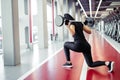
[63,0,69,40]
[36,0,48,48]
[70,1,76,20]
[76,9,81,21]
[69,1,76,40]
[1,0,20,65]
[56,0,64,41]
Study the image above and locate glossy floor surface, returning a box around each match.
[0,41,64,80]
[19,30,120,80]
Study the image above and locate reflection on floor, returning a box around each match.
[19,30,120,80]
[23,50,84,80]
[0,41,64,80]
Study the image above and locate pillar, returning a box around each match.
[69,1,76,19]
[63,0,69,40]
[36,0,48,48]
[76,8,81,21]
[69,1,76,40]
[56,0,64,41]
[1,0,20,65]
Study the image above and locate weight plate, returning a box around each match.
[55,15,64,27]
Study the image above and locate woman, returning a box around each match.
[63,13,114,73]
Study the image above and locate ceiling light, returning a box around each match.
[89,0,92,17]
[77,0,88,17]
[94,0,102,18]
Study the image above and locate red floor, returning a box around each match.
[24,31,120,80]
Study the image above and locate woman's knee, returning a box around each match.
[86,44,91,49]
[87,63,94,67]
[64,42,68,48]
[64,42,70,48]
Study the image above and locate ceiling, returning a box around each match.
[47,0,120,20]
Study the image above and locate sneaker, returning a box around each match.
[108,61,114,72]
[63,62,73,68]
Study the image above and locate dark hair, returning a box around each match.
[64,13,75,20]
[65,20,69,25]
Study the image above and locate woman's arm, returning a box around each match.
[66,23,75,36]
[83,25,91,34]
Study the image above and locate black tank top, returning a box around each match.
[71,22,86,41]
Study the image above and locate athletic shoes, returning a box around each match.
[63,62,73,68]
[108,61,114,72]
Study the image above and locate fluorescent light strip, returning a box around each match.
[94,0,102,18]
[89,0,92,17]
[77,0,88,17]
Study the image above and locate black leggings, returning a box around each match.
[64,41,105,67]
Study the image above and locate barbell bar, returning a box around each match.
[55,15,95,27]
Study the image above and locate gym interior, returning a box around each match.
[0,0,120,80]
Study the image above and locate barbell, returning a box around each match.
[55,15,80,27]
[55,15,95,27]
[55,15,64,27]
